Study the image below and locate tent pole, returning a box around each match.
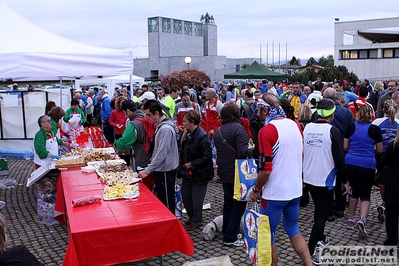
[60,77,63,107]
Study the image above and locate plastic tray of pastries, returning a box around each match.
[103,183,140,200]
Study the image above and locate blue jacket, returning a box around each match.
[260,84,268,94]
[100,95,112,122]
[311,100,354,139]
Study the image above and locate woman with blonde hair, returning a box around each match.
[344,104,383,238]
[367,81,384,110]
[0,213,44,265]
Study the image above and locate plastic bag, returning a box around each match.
[183,255,233,266]
[233,159,258,201]
[0,179,17,189]
[71,195,102,207]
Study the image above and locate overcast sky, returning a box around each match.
[5,0,399,63]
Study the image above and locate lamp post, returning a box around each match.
[184,56,192,70]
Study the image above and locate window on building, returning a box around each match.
[194,23,203,36]
[173,20,182,34]
[350,50,358,59]
[384,49,394,58]
[341,50,350,59]
[148,18,158,33]
[369,49,378,58]
[395,49,399,58]
[359,50,368,59]
[184,21,192,35]
[162,18,171,33]
[150,70,159,79]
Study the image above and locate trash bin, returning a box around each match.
[27,162,60,225]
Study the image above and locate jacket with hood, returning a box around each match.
[145,118,179,174]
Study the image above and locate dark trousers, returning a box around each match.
[307,184,334,255]
[154,170,176,214]
[181,178,208,227]
[333,183,347,212]
[384,202,399,246]
[103,121,114,144]
[222,182,247,243]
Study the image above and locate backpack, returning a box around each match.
[367,91,380,110]
[241,101,257,119]
[130,117,155,154]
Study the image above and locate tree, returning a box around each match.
[306,57,317,66]
[290,65,359,85]
[242,63,250,69]
[318,55,334,68]
[160,69,211,91]
[290,56,301,66]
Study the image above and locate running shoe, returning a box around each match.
[224,239,244,247]
[356,220,368,239]
[377,204,385,222]
[320,234,330,246]
[311,246,323,265]
[347,218,356,230]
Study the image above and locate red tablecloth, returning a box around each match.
[55,169,194,266]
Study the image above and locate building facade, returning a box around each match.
[133,15,256,82]
[334,17,399,82]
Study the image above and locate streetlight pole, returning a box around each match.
[184,56,192,70]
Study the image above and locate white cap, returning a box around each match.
[138,91,156,101]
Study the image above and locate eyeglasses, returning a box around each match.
[43,119,51,123]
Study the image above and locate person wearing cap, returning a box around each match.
[138,91,156,103]
[248,93,313,266]
[307,92,322,114]
[311,88,354,220]
[302,99,348,264]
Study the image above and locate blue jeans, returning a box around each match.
[222,183,247,243]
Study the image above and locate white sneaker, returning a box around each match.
[224,239,244,247]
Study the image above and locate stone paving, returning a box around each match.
[0,159,393,265]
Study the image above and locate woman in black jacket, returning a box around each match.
[0,213,44,266]
[180,110,214,231]
[381,130,399,246]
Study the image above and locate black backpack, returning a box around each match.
[241,101,256,119]
[367,91,380,110]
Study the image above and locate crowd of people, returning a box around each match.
[27,77,399,266]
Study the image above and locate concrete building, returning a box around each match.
[334,17,399,82]
[133,14,257,82]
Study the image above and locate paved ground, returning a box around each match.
[0,159,393,265]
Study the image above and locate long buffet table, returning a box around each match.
[55,169,194,266]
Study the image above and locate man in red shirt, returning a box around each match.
[200,88,223,138]
[348,86,375,120]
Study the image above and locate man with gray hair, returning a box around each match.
[200,88,223,138]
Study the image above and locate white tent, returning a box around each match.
[75,75,145,98]
[0,2,133,81]
[0,2,134,152]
